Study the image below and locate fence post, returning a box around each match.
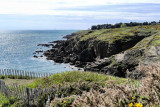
[34,88,38,104]
[26,88,30,106]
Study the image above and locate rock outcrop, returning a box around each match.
[42,25,160,78]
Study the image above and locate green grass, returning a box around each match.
[1,71,140,107]
[0,92,18,107]
[0,92,10,106]
[27,71,130,88]
[151,34,160,46]
[130,31,160,50]
[0,75,32,80]
[78,25,160,43]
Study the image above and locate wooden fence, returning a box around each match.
[0,80,10,96]
[0,69,59,106]
[0,69,53,78]
[0,79,63,106]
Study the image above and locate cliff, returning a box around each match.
[44,25,160,78]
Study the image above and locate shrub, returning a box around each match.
[71,63,160,107]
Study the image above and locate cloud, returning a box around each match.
[0,0,160,15]
[0,0,160,29]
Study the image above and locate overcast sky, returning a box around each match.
[0,0,160,30]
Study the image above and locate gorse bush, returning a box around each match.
[1,63,159,107]
[25,64,160,106]
[50,97,75,107]
[70,63,160,107]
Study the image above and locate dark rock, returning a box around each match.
[102,66,122,76]
[63,33,76,39]
[33,55,38,58]
[63,57,70,63]
[79,48,95,62]
[70,56,77,65]
[49,40,65,44]
[84,58,111,72]
[38,44,54,47]
[127,70,145,79]
[35,50,43,53]
[75,61,84,67]
[53,56,63,63]
[40,28,156,78]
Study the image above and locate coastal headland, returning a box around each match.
[41,23,160,79]
[1,22,160,107]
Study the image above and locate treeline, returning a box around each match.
[91,21,160,30]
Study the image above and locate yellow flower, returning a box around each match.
[136,103,143,107]
[63,100,67,104]
[129,103,134,107]
[132,97,134,99]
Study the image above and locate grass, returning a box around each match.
[1,24,160,107]
[151,34,160,46]
[1,64,158,107]
[4,78,34,86]
[27,71,129,88]
[78,25,160,43]
[29,63,159,107]
[131,35,154,49]
[69,64,160,107]
[0,75,36,80]
[130,31,160,51]
[24,71,138,107]
[0,92,10,106]
[0,71,135,107]
[0,92,17,107]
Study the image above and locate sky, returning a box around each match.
[0,0,160,30]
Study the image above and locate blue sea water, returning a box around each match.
[0,30,78,73]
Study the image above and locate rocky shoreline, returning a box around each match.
[42,39,142,78]
[35,25,160,78]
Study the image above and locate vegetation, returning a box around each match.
[0,92,10,106]
[0,75,31,79]
[50,97,75,107]
[0,64,160,107]
[91,20,160,30]
[79,25,160,43]
[49,63,160,107]
[0,23,160,107]
[27,71,128,88]
[0,92,18,107]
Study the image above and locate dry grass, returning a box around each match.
[13,63,159,107]
[70,63,160,107]
[4,79,34,86]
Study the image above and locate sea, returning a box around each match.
[0,30,78,73]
